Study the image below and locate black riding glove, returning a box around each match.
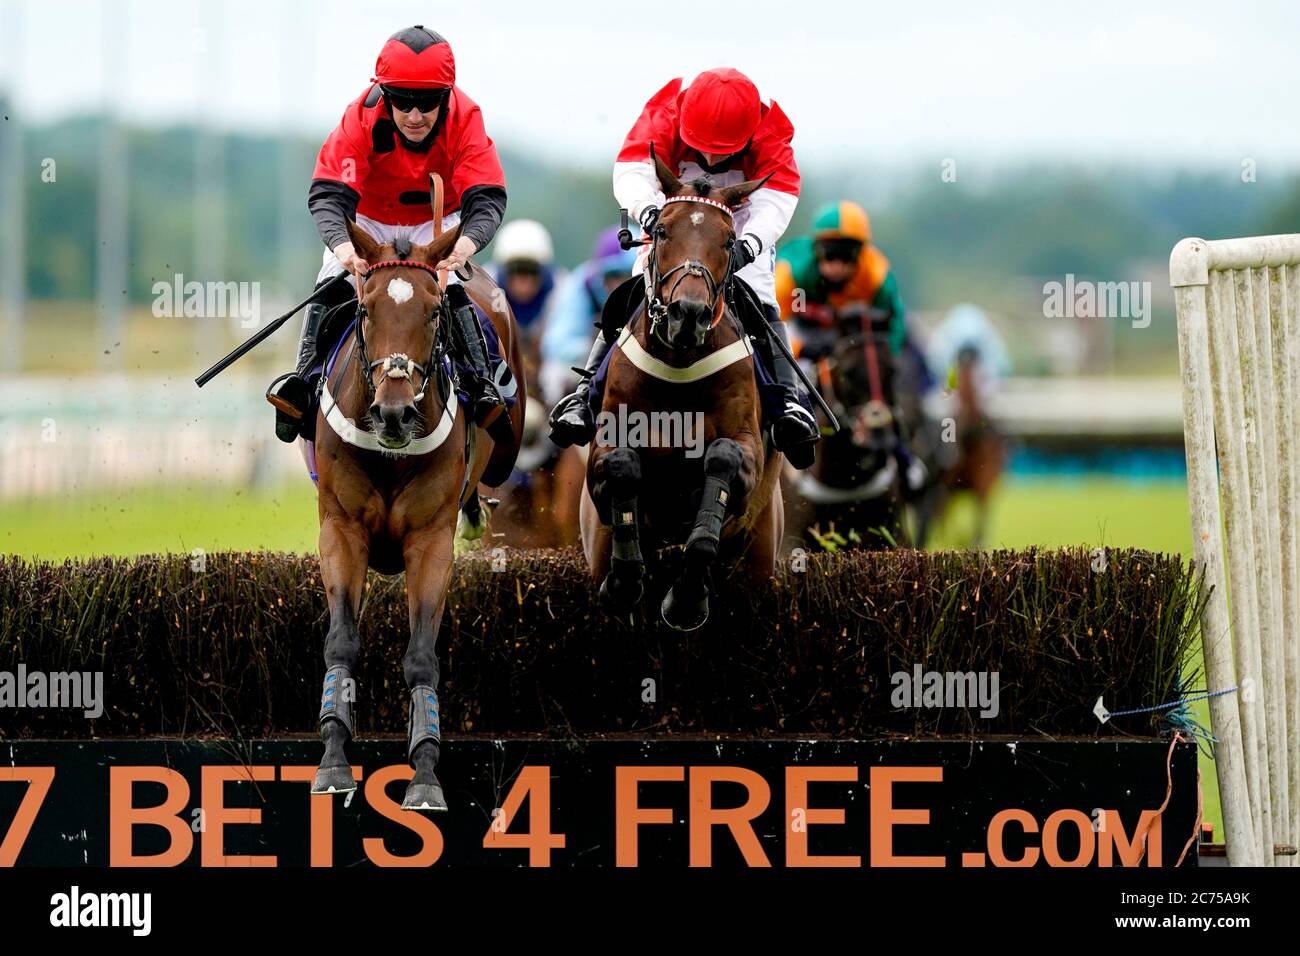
[729,234,759,275]
[639,206,660,234]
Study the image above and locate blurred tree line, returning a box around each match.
[8,112,1298,316]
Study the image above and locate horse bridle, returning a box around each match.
[641,195,739,347]
[350,259,452,406]
[829,310,896,436]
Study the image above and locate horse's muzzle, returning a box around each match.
[370,400,419,448]
[666,298,714,349]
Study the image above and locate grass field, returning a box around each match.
[0,482,321,559]
[0,475,1218,842]
[1,476,1192,559]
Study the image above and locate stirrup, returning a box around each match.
[548,391,587,425]
[266,372,311,417]
[468,375,504,420]
[548,392,595,447]
[772,403,819,470]
[480,400,515,445]
[268,372,318,443]
[778,433,817,470]
[466,377,514,445]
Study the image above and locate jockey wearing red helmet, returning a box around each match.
[267,25,510,444]
[548,68,818,468]
[616,68,799,307]
[371,25,457,88]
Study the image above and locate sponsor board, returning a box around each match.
[0,738,1197,868]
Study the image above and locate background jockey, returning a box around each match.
[489,218,562,354]
[539,226,637,409]
[776,200,929,493]
[925,302,1011,407]
[776,200,904,353]
[547,68,820,469]
[266,25,510,444]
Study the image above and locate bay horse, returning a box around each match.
[581,155,783,630]
[484,399,586,549]
[913,345,1006,548]
[480,327,585,550]
[787,302,908,551]
[309,218,524,811]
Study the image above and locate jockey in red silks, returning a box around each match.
[547,68,819,468]
[267,25,510,443]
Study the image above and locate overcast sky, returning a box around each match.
[4,0,1299,172]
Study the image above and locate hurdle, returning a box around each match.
[1171,234,1300,867]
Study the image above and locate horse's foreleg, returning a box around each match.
[662,438,754,631]
[591,446,645,616]
[399,518,457,812]
[553,448,586,548]
[312,516,369,794]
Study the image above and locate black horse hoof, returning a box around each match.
[661,585,709,632]
[599,569,644,615]
[311,765,357,794]
[401,780,448,812]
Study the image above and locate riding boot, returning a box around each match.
[447,284,511,443]
[757,309,819,470]
[548,332,614,448]
[266,302,327,443]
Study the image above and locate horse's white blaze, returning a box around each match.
[690,211,705,226]
[387,277,414,305]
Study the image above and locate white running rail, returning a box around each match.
[1171,234,1300,867]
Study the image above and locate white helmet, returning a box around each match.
[493,219,554,267]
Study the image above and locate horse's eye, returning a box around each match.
[725,236,736,249]
[655,225,668,239]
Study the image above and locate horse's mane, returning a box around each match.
[682,177,714,198]
[391,229,415,259]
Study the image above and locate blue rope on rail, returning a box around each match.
[1097,686,1237,753]
[1104,686,1238,719]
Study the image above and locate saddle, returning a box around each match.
[315,298,359,372]
[597,274,645,343]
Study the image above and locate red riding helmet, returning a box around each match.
[372,25,455,88]
[679,68,762,155]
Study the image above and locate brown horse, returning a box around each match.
[785,303,908,551]
[484,405,586,549]
[580,156,783,630]
[914,347,1006,548]
[479,338,585,550]
[309,218,524,811]
[478,314,585,554]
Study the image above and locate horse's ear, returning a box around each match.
[714,172,772,209]
[345,220,383,264]
[650,143,683,197]
[418,221,464,266]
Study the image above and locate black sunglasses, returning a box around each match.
[816,239,863,264]
[382,85,448,114]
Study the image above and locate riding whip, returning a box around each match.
[194,271,352,388]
